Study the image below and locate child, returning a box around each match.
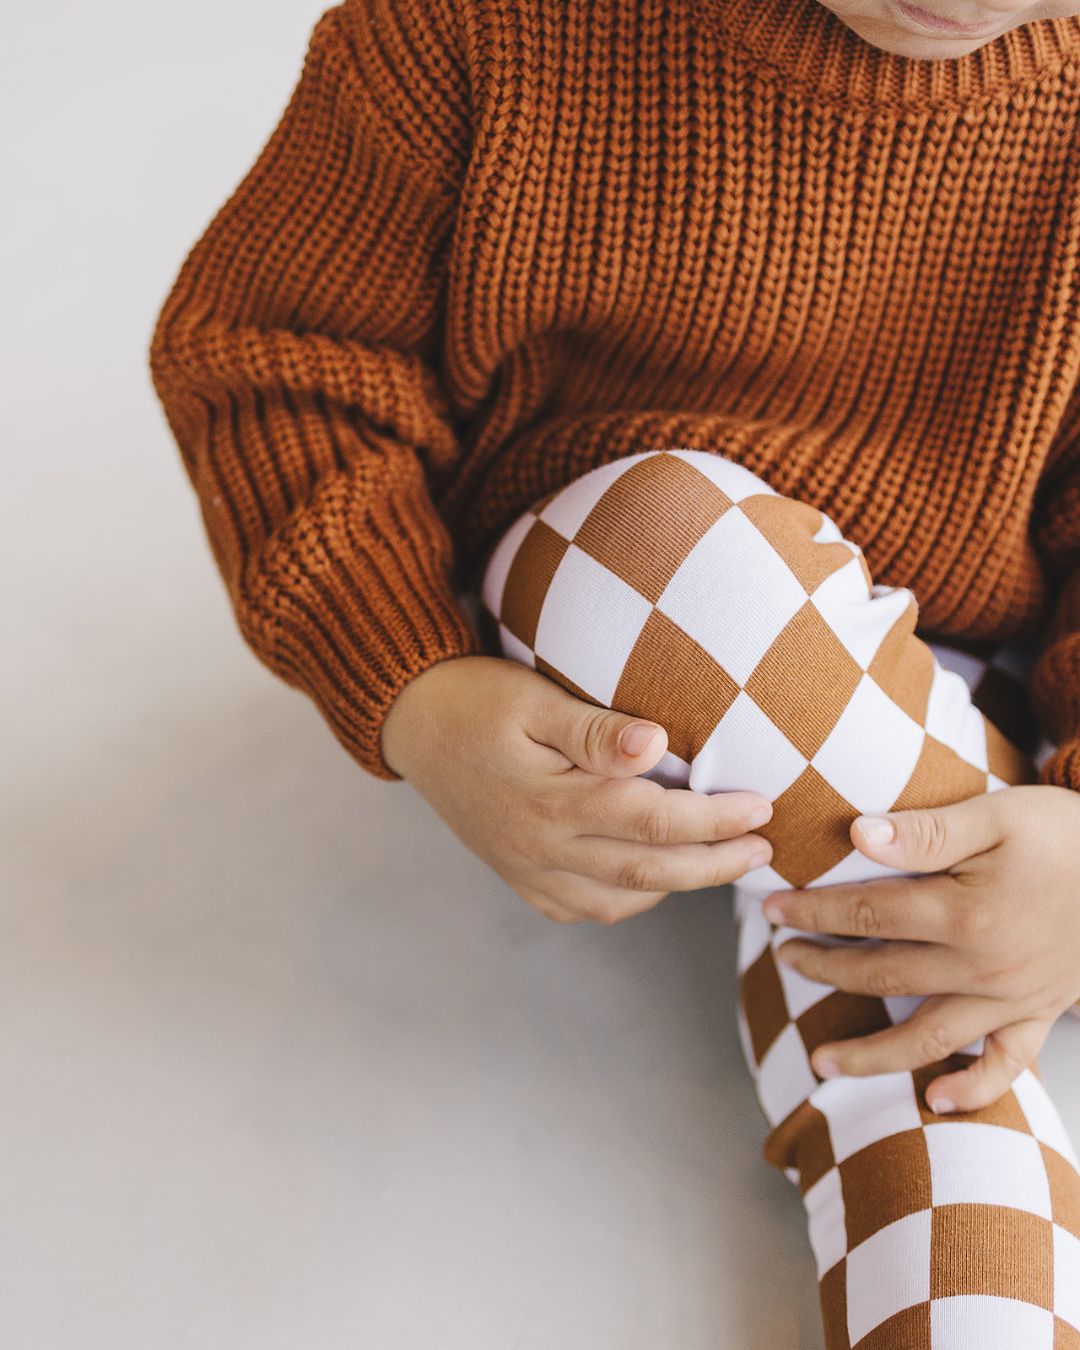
[150,0,1080,1343]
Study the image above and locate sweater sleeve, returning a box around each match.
[1030,394,1080,794]
[149,0,483,782]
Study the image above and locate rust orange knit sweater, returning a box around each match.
[150,0,1080,788]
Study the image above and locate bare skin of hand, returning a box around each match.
[379,654,774,925]
[761,785,1080,1115]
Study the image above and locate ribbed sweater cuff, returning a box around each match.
[237,464,484,783]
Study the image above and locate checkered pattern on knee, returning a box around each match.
[480,448,1035,895]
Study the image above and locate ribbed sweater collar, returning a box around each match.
[696,0,1080,108]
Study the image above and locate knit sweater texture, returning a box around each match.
[150,0,1080,787]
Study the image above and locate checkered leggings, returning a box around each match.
[476,449,1080,1348]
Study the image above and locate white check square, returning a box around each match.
[817,1071,923,1164]
[735,895,774,974]
[1012,1071,1080,1171]
[924,667,989,770]
[536,452,655,540]
[757,1022,820,1129]
[533,545,653,704]
[811,675,925,813]
[847,1210,932,1344]
[930,1294,1054,1346]
[498,624,536,668]
[1054,1224,1080,1330]
[656,510,807,684]
[694,692,809,800]
[639,747,691,790]
[481,510,538,619]
[804,1166,846,1277]
[810,566,909,668]
[666,448,778,503]
[925,1122,1052,1218]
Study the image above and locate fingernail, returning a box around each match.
[763,900,784,924]
[815,1057,841,1079]
[620,723,657,757]
[855,815,896,848]
[929,1096,955,1115]
[748,805,772,828]
[747,850,771,872]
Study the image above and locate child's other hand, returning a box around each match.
[762,785,1080,1113]
[380,655,774,925]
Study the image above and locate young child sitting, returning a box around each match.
[151,0,1080,1343]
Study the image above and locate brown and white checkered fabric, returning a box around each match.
[478,448,1080,1348]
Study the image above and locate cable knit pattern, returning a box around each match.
[150,0,1080,785]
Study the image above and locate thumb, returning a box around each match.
[850,794,1006,873]
[550,696,668,777]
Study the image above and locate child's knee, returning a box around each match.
[479,447,907,757]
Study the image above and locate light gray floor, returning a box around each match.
[5,2,1080,1346]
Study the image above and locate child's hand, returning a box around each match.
[762,785,1080,1113]
[380,655,774,925]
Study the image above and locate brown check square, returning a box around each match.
[839,1130,932,1249]
[745,603,864,758]
[758,766,857,887]
[499,518,569,648]
[929,1203,1054,1306]
[853,1301,932,1349]
[1043,1143,1080,1240]
[891,734,989,812]
[866,602,936,725]
[797,991,893,1060]
[613,608,739,764]
[739,494,859,595]
[739,946,790,1066]
[908,1059,1032,1126]
[1056,1317,1080,1349]
[572,452,734,604]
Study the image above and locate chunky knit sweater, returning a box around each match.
[150,0,1080,787]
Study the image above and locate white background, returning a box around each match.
[4,1,1079,1345]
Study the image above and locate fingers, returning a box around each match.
[764,876,954,943]
[530,691,671,779]
[849,794,1007,874]
[574,776,773,846]
[923,1017,1050,1114]
[566,831,773,897]
[810,993,1000,1080]
[775,937,976,1000]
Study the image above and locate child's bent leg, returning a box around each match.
[478,449,1080,1349]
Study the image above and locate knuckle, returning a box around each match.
[866,967,906,1000]
[619,855,661,893]
[852,897,881,939]
[640,805,673,847]
[909,811,949,865]
[917,1026,954,1064]
[585,710,620,764]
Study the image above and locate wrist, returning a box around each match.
[380,656,478,779]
